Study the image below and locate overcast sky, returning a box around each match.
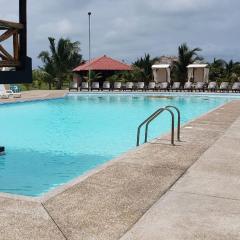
[1,0,240,68]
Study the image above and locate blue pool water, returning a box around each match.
[0,94,234,196]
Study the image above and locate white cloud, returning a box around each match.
[0,0,239,67]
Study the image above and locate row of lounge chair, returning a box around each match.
[69,81,240,92]
[0,85,21,99]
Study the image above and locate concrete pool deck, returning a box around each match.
[0,95,240,239]
[0,90,67,104]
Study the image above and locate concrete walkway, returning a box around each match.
[120,104,240,240]
[0,100,240,240]
[0,90,67,103]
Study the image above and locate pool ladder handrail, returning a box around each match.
[136,106,181,146]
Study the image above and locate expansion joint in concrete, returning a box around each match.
[41,203,68,240]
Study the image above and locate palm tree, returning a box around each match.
[232,62,240,82]
[39,37,83,89]
[32,69,52,89]
[83,71,102,82]
[209,58,226,83]
[173,43,202,86]
[209,59,240,83]
[224,60,240,82]
[133,54,158,82]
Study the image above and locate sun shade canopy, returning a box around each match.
[187,64,208,68]
[73,55,132,72]
[152,64,171,69]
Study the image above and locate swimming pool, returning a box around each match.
[0,94,236,196]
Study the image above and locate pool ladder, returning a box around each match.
[136,106,181,146]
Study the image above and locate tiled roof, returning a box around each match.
[73,55,132,71]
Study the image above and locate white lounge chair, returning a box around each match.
[0,91,10,99]
[137,82,145,91]
[232,82,240,92]
[147,82,156,91]
[0,84,21,98]
[194,82,205,92]
[91,82,100,91]
[219,82,229,92]
[69,81,78,91]
[102,81,111,91]
[113,82,122,91]
[125,82,133,91]
[171,82,181,91]
[184,82,193,91]
[80,82,89,91]
[158,82,169,91]
[207,82,217,92]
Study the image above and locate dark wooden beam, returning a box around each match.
[0,20,24,30]
[0,29,18,42]
[0,45,14,60]
[0,0,32,83]
[13,33,19,60]
[19,0,27,69]
[0,60,20,67]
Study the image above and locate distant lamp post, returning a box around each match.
[88,12,92,88]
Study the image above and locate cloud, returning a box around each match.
[0,0,240,67]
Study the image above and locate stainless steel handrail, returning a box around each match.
[144,108,175,145]
[165,106,181,141]
[136,108,165,146]
[136,106,181,146]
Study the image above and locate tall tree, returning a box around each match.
[209,58,226,82]
[32,69,51,89]
[224,60,240,81]
[133,54,158,82]
[210,59,240,83]
[173,43,202,86]
[39,37,82,89]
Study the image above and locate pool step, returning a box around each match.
[0,146,5,155]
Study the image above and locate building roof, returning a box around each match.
[158,56,178,64]
[187,64,208,68]
[152,64,171,69]
[73,55,132,72]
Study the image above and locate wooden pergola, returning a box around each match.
[0,0,32,83]
[0,20,23,68]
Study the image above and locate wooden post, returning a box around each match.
[19,0,27,69]
[13,33,19,61]
[0,0,32,83]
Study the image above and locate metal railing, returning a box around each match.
[136,106,181,146]
[165,106,181,141]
